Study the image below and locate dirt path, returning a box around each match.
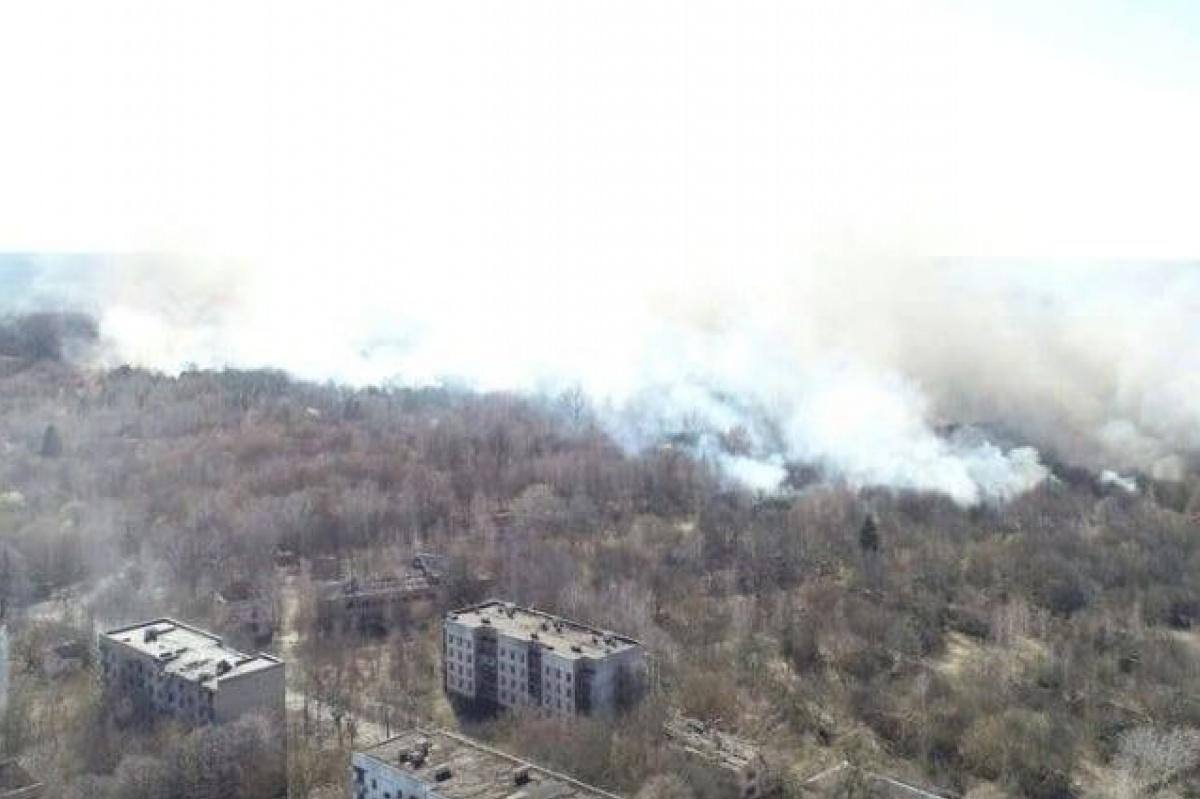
[278,575,393,748]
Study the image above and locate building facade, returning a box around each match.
[98,618,285,728]
[442,600,646,717]
[317,574,438,633]
[351,728,623,799]
[664,717,774,799]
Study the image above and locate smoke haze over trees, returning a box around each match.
[4,258,1198,507]
[0,332,1197,796]
[4,3,1200,796]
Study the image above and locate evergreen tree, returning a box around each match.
[859,514,880,554]
[40,424,62,457]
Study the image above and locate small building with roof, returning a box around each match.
[664,716,774,799]
[41,637,88,678]
[351,728,623,799]
[317,573,438,633]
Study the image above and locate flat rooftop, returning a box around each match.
[446,601,641,660]
[664,717,762,771]
[321,573,434,600]
[357,729,623,799]
[101,618,282,687]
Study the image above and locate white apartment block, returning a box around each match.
[442,600,646,717]
[98,618,285,727]
[351,728,623,799]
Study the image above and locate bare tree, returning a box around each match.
[1106,726,1200,799]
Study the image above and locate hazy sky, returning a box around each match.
[2,3,1198,502]
[2,0,1198,261]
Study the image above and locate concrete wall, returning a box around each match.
[351,755,433,799]
[214,662,285,726]
[586,647,646,714]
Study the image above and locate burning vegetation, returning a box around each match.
[0,316,1197,798]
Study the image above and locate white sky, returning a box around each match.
[2,2,1198,499]
[1,0,1198,264]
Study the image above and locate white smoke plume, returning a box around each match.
[7,257,1199,506]
[3,3,1198,504]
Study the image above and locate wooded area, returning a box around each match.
[0,316,1198,798]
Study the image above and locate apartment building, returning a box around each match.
[98,618,285,727]
[317,573,438,633]
[664,717,774,799]
[351,728,624,799]
[442,600,646,717]
[0,760,43,799]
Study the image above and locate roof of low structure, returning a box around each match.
[446,600,641,660]
[101,618,282,688]
[356,729,623,799]
[664,716,764,772]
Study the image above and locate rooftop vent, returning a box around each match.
[570,645,583,654]
[513,767,532,786]
[434,766,452,782]
[144,628,160,643]
[216,660,233,677]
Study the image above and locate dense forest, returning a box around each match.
[1,313,1199,798]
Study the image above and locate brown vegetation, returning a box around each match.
[1,350,1198,797]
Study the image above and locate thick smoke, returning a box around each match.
[5,257,1197,506]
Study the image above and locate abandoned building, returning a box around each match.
[41,638,88,678]
[215,581,277,642]
[442,600,646,717]
[98,618,285,728]
[317,573,438,633]
[0,759,44,799]
[411,552,449,582]
[664,716,774,799]
[351,728,623,799]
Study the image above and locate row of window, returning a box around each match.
[447,673,474,692]
[498,686,574,712]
